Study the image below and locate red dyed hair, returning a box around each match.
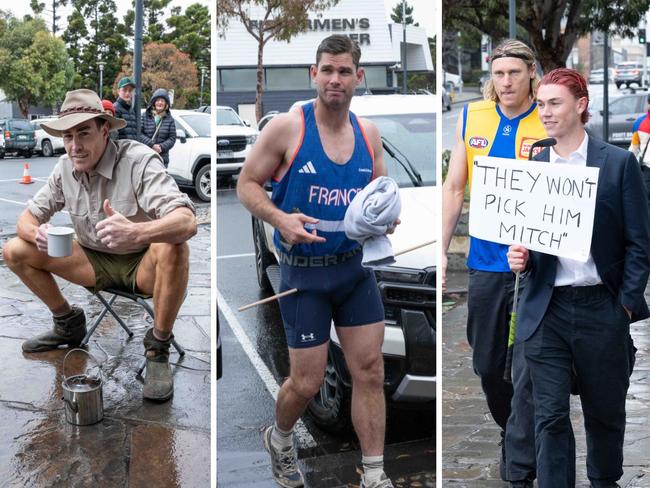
[538,68,590,124]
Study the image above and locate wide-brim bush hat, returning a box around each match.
[40,89,127,137]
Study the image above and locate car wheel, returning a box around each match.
[42,140,53,158]
[0,150,4,159]
[252,217,274,292]
[23,149,32,158]
[307,347,353,434]
[616,82,622,89]
[194,164,211,201]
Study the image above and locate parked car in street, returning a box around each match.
[585,91,648,146]
[216,105,258,178]
[442,86,452,111]
[252,94,436,433]
[614,62,643,89]
[588,67,615,85]
[0,118,36,158]
[31,117,65,157]
[478,73,490,93]
[167,109,211,201]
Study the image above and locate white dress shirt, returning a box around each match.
[549,132,603,286]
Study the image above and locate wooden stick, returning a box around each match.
[394,239,436,257]
[238,288,298,312]
[238,239,436,312]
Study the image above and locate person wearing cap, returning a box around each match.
[114,76,139,140]
[2,89,197,402]
[102,100,119,141]
[507,68,649,488]
[628,94,650,212]
[442,39,546,487]
[140,88,176,167]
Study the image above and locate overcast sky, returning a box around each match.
[7,1,434,37]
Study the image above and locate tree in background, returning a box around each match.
[123,0,173,43]
[29,0,68,34]
[62,0,128,99]
[390,0,418,27]
[166,3,210,69]
[443,0,650,71]
[217,0,340,121]
[0,14,73,117]
[117,42,198,108]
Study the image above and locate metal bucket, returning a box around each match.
[61,348,104,426]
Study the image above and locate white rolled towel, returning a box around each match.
[344,176,401,267]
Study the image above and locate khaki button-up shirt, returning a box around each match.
[28,139,195,254]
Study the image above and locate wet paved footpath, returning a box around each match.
[0,214,211,487]
[442,272,650,487]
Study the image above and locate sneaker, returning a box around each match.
[262,425,304,488]
[361,472,394,488]
[142,328,174,401]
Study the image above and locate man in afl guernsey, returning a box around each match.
[442,39,546,487]
[238,35,394,488]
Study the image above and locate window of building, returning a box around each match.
[363,66,388,88]
[266,67,310,90]
[220,69,257,91]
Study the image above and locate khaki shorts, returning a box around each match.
[80,245,149,296]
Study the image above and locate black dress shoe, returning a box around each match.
[511,481,533,488]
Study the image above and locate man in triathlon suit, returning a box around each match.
[442,39,546,487]
[237,35,393,488]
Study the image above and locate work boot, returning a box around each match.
[360,472,394,488]
[22,306,87,352]
[142,328,174,401]
[262,425,304,487]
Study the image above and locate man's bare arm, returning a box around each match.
[96,202,197,250]
[441,112,469,288]
[17,209,43,246]
[236,112,325,245]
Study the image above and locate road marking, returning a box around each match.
[0,197,28,206]
[217,252,254,260]
[0,177,47,183]
[217,288,317,448]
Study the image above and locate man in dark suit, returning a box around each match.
[508,68,650,488]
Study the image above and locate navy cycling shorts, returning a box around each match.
[278,252,384,349]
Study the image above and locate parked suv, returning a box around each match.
[586,91,648,146]
[167,109,211,201]
[614,62,643,89]
[0,118,36,158]
[252,94,436,433]
[31,117,65,157]
[216,105,258,178]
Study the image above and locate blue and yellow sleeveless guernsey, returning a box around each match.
[271,101,375,257]
[463,99,546,271]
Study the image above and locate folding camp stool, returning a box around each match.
[80,288,185,375]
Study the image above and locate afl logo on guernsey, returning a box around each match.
[468,136,489,148]
[519,138,542,159]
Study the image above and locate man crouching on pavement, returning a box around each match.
[238,35,393,488]
[2,89,197,402]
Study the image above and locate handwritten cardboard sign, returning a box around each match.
[469,155,600,262]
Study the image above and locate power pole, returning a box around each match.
[402,0,407,94]
[134,0,144,134]
[509,0,516,38]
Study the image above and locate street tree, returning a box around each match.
[217,0,340,121]
[165,3,210,68]
[62,0,128,98]
[443,0,650,71]
[0,27,73,117]
[123,0,173,42]
[30,0,69,34]
[390,1,418,26]
[117,42,198,108]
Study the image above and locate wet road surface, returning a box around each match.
[216,183,435,487]
[0,211,211,486]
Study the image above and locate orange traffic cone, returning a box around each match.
[20,163,33,184]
